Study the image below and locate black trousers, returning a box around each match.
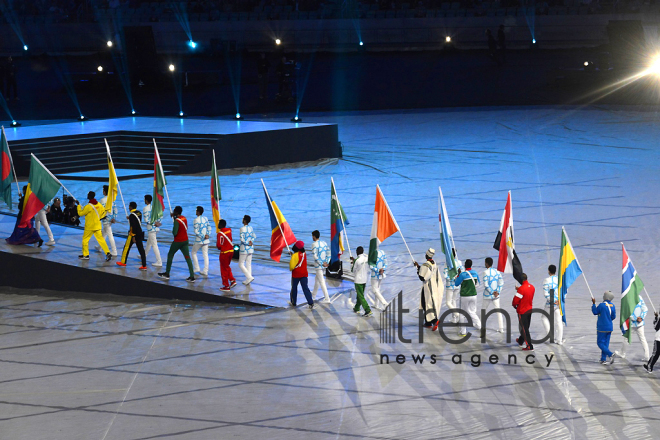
[518,312,533,349]
[649,341,660,371]
[121,232,146,266]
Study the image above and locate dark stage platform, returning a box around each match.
[4,117,341,177]
[0,214,351,308]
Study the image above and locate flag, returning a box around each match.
[557,227,583,325]
[438,187,458,278]
[330,178,349,264]
[263,183,296,262]
[493,191,524,284]
[151,147,167,224]
[368,185,399,266]
[211,150,221,232]
[18,155,61,228]
[105,146,118,211]
[621,244,644,343]
[0,127,13,208]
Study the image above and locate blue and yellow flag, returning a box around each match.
[558,227,583,325]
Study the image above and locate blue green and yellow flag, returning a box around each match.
[558,227,583,325]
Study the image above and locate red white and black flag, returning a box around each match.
[493,191,524,284]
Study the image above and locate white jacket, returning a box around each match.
[352,254,370,284]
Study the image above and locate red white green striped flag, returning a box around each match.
[0,126,14,209]
[19,154,61,228]
[151,143,167,224]
[211,150,221,232]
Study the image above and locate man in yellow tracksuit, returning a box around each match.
[77,191,112,261]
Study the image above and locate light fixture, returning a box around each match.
[78,115,86,121]
[532,38,536,44]
[179,111,185,117]
[23,45,28,51]
[275,38,281,45]
[10,120,20,127]
[359,41,364,46]
[584,61,589,67]
[97,66,103,72]
[131,109,136,115]
[291,115,301,122]
[235,113,243,120]
[188,40,197,49]
[647,54,660,76]
[445,36,451,43]
[107,40,113,47]
[169,64,175,72]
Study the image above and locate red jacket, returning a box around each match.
[217,228,233,253]
[173,216,188,242]
[512,280,535,314]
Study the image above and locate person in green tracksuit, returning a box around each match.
[157,206,195,282]
[350,246,372,317]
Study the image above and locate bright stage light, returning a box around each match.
[584,61,589,67]
[10,120,20,127]
[275,38,281,45]
[188,40,197,49]
[179,111,184,117]
[291,115,301,122]
[647,55,660,76]
[131,109,136,115]
[445,36,451,43]
[97,66,103,72]
[107,40,113,47]
[235,113,242,119]
[169,64,175,72]
[532,38,536,44]
[79,115,86,121]
[23,45,28,51]
[360,41,364,46]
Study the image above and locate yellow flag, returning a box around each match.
[106,152,118,210]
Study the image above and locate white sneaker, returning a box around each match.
[320,299,332,304]
[152,262,162,267]
[614,351,625,359]
[45,240,56,246]
[246,277,254,285]
[557,340,564,346]
[201,272,208,277]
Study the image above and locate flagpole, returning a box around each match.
[377,184,415,265]
[439,186,459,266]
[564,227,594,300]
[212,149,220,214]
[3,126,22,198]
[261,178,291,254]
[331,176,353,259]
[104,139,128,217]
[153,139,172,214]
[622,242,657,313]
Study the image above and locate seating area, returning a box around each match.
[4,0,655,23]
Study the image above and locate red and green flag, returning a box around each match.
[1,126,15,209]
[151,142,167,224]
[19,154,61,228]
[211,150,221,232]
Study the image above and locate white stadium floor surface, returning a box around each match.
[1,105,660,439]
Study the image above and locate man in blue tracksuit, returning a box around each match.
[592,290,616,365]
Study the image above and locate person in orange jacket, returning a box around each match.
[217,219,237,292]
[512,273,535,351]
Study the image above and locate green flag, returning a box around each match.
[0,127,14,209]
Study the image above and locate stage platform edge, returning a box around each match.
[0,250,273,308]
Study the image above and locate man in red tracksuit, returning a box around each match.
[512,273,535,351]
[217,219,237,292]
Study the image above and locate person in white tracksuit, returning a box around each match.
[366,249,388,310]
[311,230,331,303]
[444,259,464,323]
[98,185,118,256]
[239,215,256,285]
[644,311,660,373]
[541,265,563,345]
[481,257,504,333]
[34,205,55,245]
[143,194,162,267]
[616,297,650,361]
[191,206,210,276]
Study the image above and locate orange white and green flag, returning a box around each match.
[211,150,221,232]
[368,185,399,266]
[19,154,61,228]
